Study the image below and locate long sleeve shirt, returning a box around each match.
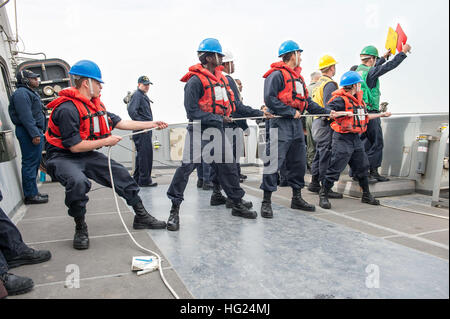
[226,75,263,130]
[127,89,153,122]
[365,52,407,89]
[264,70,331,140]
[183,75,224,129]
[45,101,121,158]
[8,85,46,138]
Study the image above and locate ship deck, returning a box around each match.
[9,167,449,299]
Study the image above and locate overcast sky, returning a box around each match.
[5,0,450,122]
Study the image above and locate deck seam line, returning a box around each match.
[19,211,133,222]
[25,231,143,245]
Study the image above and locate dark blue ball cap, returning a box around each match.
[16,69,40,82]
[138,75,153,85]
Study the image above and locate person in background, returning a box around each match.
[221,51,268,185]
[127,76,158,187]
[307,55,342,200]
[305,71,322,172]
[8,70,48,204]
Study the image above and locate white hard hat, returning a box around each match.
[222,51,234,63]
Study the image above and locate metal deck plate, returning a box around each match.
[142,183,449,299]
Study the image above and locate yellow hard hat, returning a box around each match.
[319,55,337,70]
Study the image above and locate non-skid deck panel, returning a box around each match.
[141,183,449,299]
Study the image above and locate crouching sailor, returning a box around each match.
[45,60,168,250]
[319,71,391,209]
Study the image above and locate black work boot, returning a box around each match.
[7,247,51,269]
[327,190,343,199]
[307,175,321,193]
[133,201,166,229]
[362,192,380,205]
[24,194,48,205]
[260,191,273,219]
[370,168,390,182]
[358,177,380,206]
[291,188,315,212]
[167,203,180,231]
[73,216,89,250]
[210,184,227,206]
[319,186,332,209]
[197,179,203,188]
[0,273,34,296]
[202,182,213,191]
[231,200,257,219]
[226,197,252,209]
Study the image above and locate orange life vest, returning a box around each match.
[181,64,234,117]
[45,87,113,149]
[263,61,309,112]
[329,88,369,134]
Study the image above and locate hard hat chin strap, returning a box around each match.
[295,51,300,67]
[88,78,94,96]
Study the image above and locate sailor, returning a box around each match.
[305,71,322,172]
[0,186,51,297]
[259,40,336,218]
[357,43,411,182]
[319,71,391,209]
[221,50,271,186]
[44,60,168,250]
[8,70,48,204]
[166,38,257,231]
[307,55,343,200]
[127,75,158,187]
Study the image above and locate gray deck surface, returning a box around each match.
[8,167,449,299]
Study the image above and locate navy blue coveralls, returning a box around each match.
[225,74,263,176]
[127,89,155,186]
[322,97,370,189]
[260,70,331,193]
[310,79,339,183]
[45,102,141,218]
[360,52,407,170]
[0,189,29,275]
[166,75,245,205]
[8,84,46,198]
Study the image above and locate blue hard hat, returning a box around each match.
[69,60,104,83]
[278,40,303,57]
[197,38,224,56]
[340,71,363,87]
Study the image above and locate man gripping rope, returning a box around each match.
[259,40,337,219]
[166,38,258,231]
[45,60,168,250]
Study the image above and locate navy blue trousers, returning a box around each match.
[323,132,369,189]
[132,131,154,186]
[46,151,141,218]
[0,190,29,275]
[311,119,333,183]
[167,127,245,205]
[361,116,384,170]
[196,161,212,183]
[15,126,44,198]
